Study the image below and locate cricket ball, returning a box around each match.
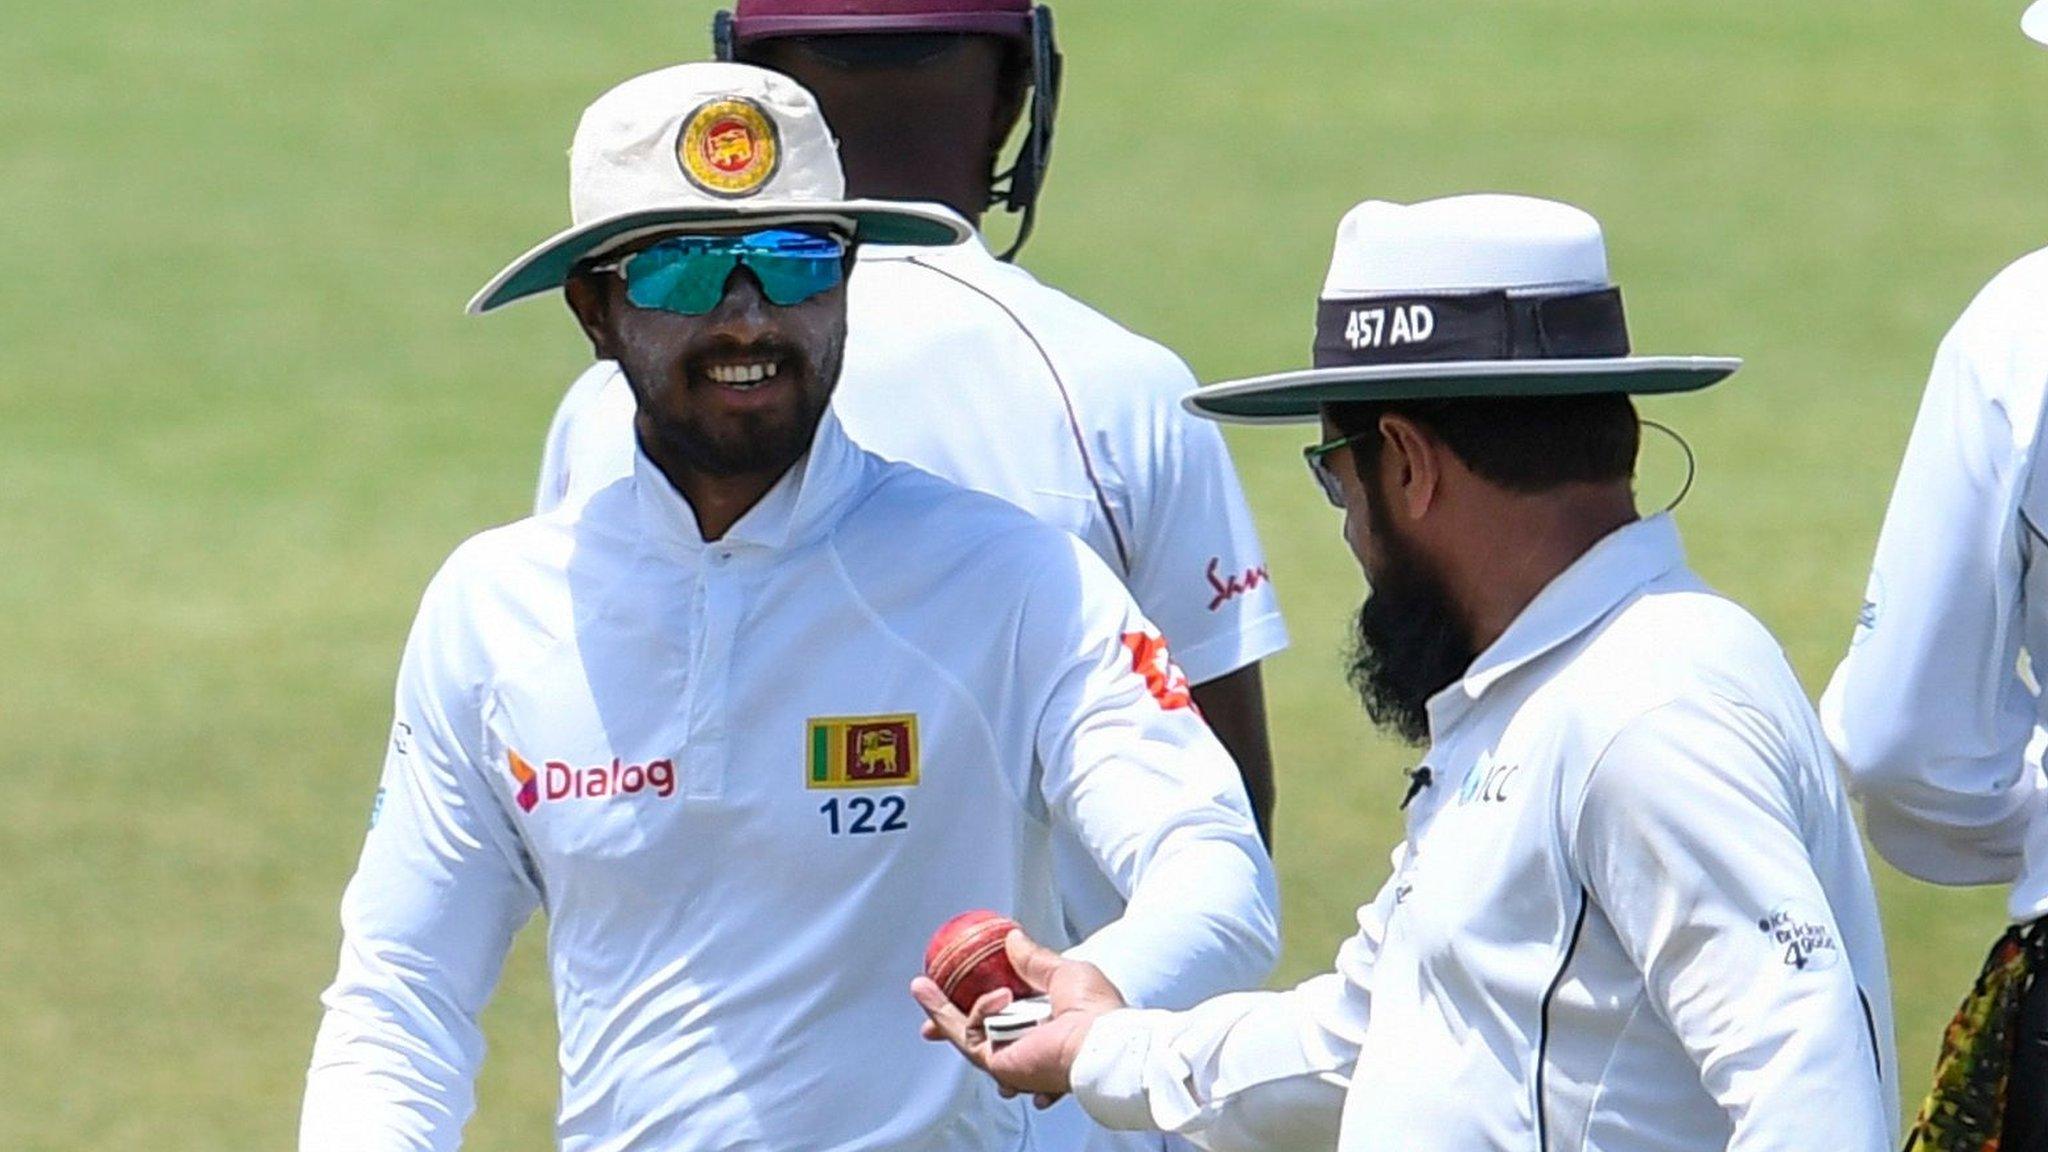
[924,910,1034,1012]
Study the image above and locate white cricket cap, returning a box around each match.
[469,62,971,314]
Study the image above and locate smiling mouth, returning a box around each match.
[701,359,783,390]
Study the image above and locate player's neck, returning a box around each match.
[672,474,780,543]
[1445,485,1639,654]
[638,438,793,544]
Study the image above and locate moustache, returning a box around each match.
[682,336,807,379]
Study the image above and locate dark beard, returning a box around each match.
[624,336,840,480]
[1345,501,1477,747]
[636,394,826,478]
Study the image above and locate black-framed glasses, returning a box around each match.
[1303,433,1364,508]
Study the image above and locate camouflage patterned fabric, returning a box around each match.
[1904,924,2042,1152]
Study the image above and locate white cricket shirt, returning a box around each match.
[302,412,1279,1152]
[535,237,1288,689]
[1070,516,1899,1152]
[1822,247,2048,921]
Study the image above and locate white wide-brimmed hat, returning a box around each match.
[468,62,972,314]
[1185,194,1742,424]
[2026,1,2048,45]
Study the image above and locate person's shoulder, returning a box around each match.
[1950,245,2048,352]
[1553,577,1822,808]
[1977,244,2048,305]
[417,485,638,641]
[423,515,572,618]
[1604,572,1790,678]
[831,461,1111,621]
[1558,575,1807,751]
[870,244,1196,398]
[846,458,1083,560]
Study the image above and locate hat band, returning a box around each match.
[1312,287,1629,369]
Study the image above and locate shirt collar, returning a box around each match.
[632,409,865,557]
[1427,514,1689,727]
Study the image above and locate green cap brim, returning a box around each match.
[468,199,972,314]
[1183,357,1743,424]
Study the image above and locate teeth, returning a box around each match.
[706,361,780,386]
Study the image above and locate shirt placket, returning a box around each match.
[681,546,743,800]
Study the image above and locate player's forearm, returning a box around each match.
[1072,980,1354,1152]
[1825,644,2043,881]
[1066,828,1279,1010]
[1190,664,1276,848]
[1854,773,2039,885]
[301,986,480,1152]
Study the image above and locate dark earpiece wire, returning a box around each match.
[1639,418,1696,513]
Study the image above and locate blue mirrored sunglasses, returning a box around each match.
[590,229,849,316]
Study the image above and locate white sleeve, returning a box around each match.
[1114,354,1287,686]
[1819,298,2046,885]
[534,362,636,516]
[1068,887,1387,1152]
[1022,542,1280,1007]
[1573,698,1891,1152]
[300,573,542,1152]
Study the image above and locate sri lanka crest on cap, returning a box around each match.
[677,96,781,197]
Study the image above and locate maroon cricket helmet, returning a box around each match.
[724,0,1035,44]
[711,0,1062,260]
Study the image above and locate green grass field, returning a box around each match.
[4,0,2043,1145]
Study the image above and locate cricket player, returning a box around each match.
[916,195,1900,1151]
[1820,7,2048,1143]
[533,0,1288,851]
[299,63,1277,1152]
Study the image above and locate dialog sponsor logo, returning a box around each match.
[508,749,677,812]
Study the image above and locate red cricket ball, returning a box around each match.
[924,910,1034,1012]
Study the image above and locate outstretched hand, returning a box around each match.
[910,928,1128,1107]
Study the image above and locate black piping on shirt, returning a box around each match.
[1536,887,1592,1151]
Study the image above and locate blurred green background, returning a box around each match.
[3,0,2041,1145]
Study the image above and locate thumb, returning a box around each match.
[1004,928,1064,992]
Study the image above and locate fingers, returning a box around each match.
[971,987,1015,1015]
[984,1011,1083,1098]
[911,977,1021,1070]
[910,976,980,1059]
[964,986,1014,1034]
[916,967,1080,1100]
[1004,928,1065,993]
